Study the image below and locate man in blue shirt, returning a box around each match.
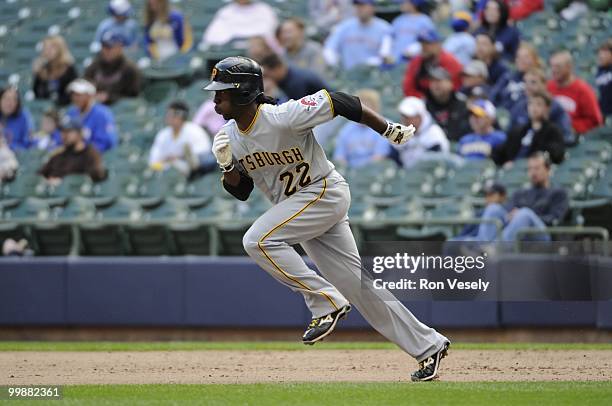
[260,54,330,101]
[391,0,435,63]
[458,99,506,160]
[333,89,391,167]
[596,39,612,117]
[93,0,139,51]
[66,79,118,153]
[323,0,393,70]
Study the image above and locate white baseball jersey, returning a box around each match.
[224,89,337,204]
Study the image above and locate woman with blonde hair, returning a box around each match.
[143,0,193,61]
[32,35,78,106]
[491,41,543,109]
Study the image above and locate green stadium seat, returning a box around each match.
[142,80,179,104]
[1,198,50,222]
[124,223,175,256]
[29,223,74,255]
[78,199,141,255]
[168,222,212,255]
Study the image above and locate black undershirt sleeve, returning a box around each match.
[222,166,254,201]
[329,91,363,123]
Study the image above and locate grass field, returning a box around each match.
[1,382,611,405]
[1,342,611,405]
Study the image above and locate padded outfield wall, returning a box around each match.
[0,256,611,329]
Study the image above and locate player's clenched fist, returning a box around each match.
[382,122,415,145]
[212,131,233,171]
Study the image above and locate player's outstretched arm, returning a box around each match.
[329,91,415,145]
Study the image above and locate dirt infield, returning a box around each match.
[2,349,611,384]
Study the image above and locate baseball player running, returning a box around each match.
[204,56,449,381]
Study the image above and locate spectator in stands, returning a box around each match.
[93,0,138,51]
[459,60,490,100]
[458,152,568,241]
[149,101,211,175]
[84,30,142,105]
[474,33,509,92]
[474,0,520,62]
[260,54,330,100]
[246,36,279,63]
[32,109,62,151]
[491,42,542,109]
[403,30,463,98]
[277,17,327,78]
[509,68,573,143]
[309,0,354,36]
[494,91,565,166]
[0,132,18,181]
[474,0,544,22]
[458,99,506,160]
[193,98,226,137]
[66,79,118,153]
[596,39,612,117]
[201,0,278,49]
[442,11,476,66]
[394,96,450,168]
[144,0,193,61]
[425,67,471,142]
[32,35,78,107]
[323,0,393,70]
[547,50,603,135]
[391,0,435,63]
[333,89,390,168]
[0,87,33,151]
[454,182,507,240]
[38,117,107,183]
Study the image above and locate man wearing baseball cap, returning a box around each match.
[460,59,490,100]
[425,66,472,141]
[394,96,450,168]
[403,29,463,98]
[390,0,435,62]
[323,0,393,70]
[84,29,142,105]
[93,0,138,51]
[458,99,506,160]
[66,79,118,153]
[38,116,107,183]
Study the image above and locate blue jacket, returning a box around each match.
[67,103,118,153]
[1,109,34,150]
[278,65,330,100]
[508,95,573,142]
[491,70,525,109]
[596,65,612,116]
[474,24,520,62]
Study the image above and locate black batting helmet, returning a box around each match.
[202,56,264,106]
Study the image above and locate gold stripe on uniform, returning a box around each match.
[257,178,338,310]
[322,89,335,118]
[238,104,262,135]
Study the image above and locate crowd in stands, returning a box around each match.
[0,0,611,245]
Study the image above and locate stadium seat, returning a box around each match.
[168,222,212,255]
[78,199,141,255]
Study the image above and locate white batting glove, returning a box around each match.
[212,131,234,172]
[382,121,416,145]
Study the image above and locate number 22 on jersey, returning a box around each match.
[279,162,311,197]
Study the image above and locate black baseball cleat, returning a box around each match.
[302,304,351,345]
[411,341,450,382]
